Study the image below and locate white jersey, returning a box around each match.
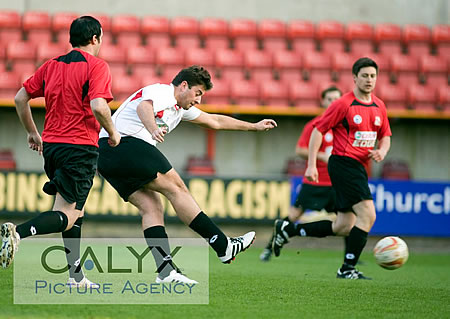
[100,83,201,146]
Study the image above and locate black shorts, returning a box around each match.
[43,142,99,210]
[328,155,373,212]
[294,183,336,213]
[97,137,172,201]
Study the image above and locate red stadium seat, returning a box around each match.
[284,157,306,177]
[22,11,52,45]
[419,55,448,87]
[112,74,142,102]
[0,11,22,44]
[432,24,450,57]
[230,79,259,106]
[390,54,419,84]
[171,17,201,49]
[98,43,126,64]
[345,22,374,55]
[289,81,319,109]
[127,45,156,78]
[437,85,450,111]
[185,48,215,68]
[111,15,142,46]
[407,84,437,111]
[200,18,229,50]
[316,21,345,53]
[229,19,258,50]
[302,51,332,83]
[273,50,302,82]
[6,41,36,61]
[52,12,77,31]
[215,49,245,81]
[258,19,287,53]
[377,83,408,110]
[381,159,411,180]
[0,150,16,171]
[155,47,186,79]
[185,156,216,176]
[36,42,68,65]
[374,23,403,55]
[288,20,316,53]
[203,78,230,105]
[260,80,289,107]
[331,52,356,82]
[244,50,273,82]
[403,24,431,57]
[141,16,171,48]
[0,71,20,99]
[87,13,111,31]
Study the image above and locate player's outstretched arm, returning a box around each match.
[14,87,43,155]
[189,112,277,131]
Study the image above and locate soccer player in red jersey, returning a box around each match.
[273,57,392,279]
[0,16,120,287]
[260,86,342,262]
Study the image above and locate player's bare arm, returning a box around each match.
[190,112,277,131]
[296,146,330,163]
[368,136,391,163]
[90,98,121,147]
[136,99,167,143]
[305,127,323,182]
[14,87,43,155]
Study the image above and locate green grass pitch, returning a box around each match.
[1,247,449,319]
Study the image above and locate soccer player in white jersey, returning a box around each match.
[97,66,277,283]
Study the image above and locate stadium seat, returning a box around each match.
[215,49,245,81]
[112,74,142,102]
[229,19,258,50]
[407,84,437,111]
[200,18,229,50]
[390,54,419,84]
[185,156,216,176]
[139,73,168,87]
[374,23,403,55]
[141,16,171,48]
[22,11,52,45]
[288,20,316,53]
[403,24,431,57]
[111,15,142,47]
[259,80,289,107]
[36,42,68,65]
[437,85,450,111]
[171,17,201,49]
[302,51,332,83]
[0,150,16,170]
[0,10,22,43]
[98,43,127,64]
[155,47,186,79]
[203,78,230,105]
[419,55,448,87]
[88,13,111,31]
[377,83,408,110]
[230,79,259,106]
[6,40,36,64]
[85,14,113,45]
[316,21,345,53]
[127,45,156,78]
[432,24,450,57]
[284,157,306,176]
[273,50,302,82]
[52,12,78,44]
[289,81,319,109]
[258,19,287,53]
[331,52,356,82]
[345,22,375,55]
[244,50,273,82]
[0,71,20,99]
[381,159,411,180]
[185,48,215,68]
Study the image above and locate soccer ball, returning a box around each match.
[373,236,409,270]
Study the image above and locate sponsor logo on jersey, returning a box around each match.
[374,116,381,126]
[353,131,377,147]
[353,114,362,124]
[324,132,333,142]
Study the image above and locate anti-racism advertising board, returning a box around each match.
[1,171,449,237]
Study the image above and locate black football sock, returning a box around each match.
[189,211,228,257]
[342,226,368,269]
[16,211,68,239]
[296,220,334,238]
[144,226,175,279]
[62,217,84,282]
[282,216,298,237]
[266,217,291,249]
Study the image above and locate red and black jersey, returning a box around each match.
[297,115,333,186]
[23,48,113,147]
[314,91,391,166]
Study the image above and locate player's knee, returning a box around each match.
[333,223,353,236]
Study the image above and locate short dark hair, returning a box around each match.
[321,86,342,99]
[70,16,102,48]
[172,65,213,91]
[352,57,378,76]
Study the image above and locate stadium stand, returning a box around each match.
[381,159,412,180]
[419,54,449,87]
[141,16,171,48]
[316,20,346,53]
[259,80,289,107]
[284,157,307,176]
[0,150,16,170]
[171,17,201,49]
[374,23,403,55]
[155,47,186,80]
[200,18,230,50]
[403,24,432,57]
[229,18,258,51]
[215,48,245,81]
[0,10,22,44]
[22,11,52,45]
[244,49,274,82]
[111,14,141,47]
[258,19,287,53]
[230,79,259,106]
[126,44,156,78]
[288,20,316,53]
[289,81,320,110]
[202,78,230,105]
[377,83,408,110]
[184,156,216,176]
[345,22,374,55]
[407,84,438,111]
[52,12,77,44]
[432,24,450,57]
[302,51,332,83]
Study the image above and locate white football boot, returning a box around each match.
[219,231,256,264]
[156,269,198,284]
[1,222,20,269]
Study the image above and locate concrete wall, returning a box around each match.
[1,0,448,26]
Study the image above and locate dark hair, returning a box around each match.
[69,16,102,47]
[352,57,378,76]
[172,65,213,91]
[321,86,342,99]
